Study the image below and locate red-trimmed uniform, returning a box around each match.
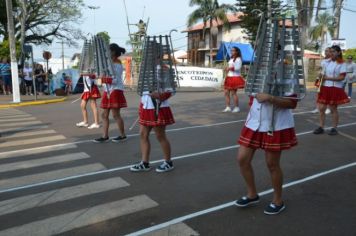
[81,76,101,100]
[238,96,298,152]
[139,91,175,127]
[224,57,245,90]
[317,60,350,105]
[100,63,127,109]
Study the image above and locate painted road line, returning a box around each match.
[3,130,57,139]
[0,120,42,127]
[0,144,77,160]
[0,163,106,190]
[339,131,356,142]
[0,109,27,115]
[0,135,66,148]
[0,152,90,173]
[0,117,36,123]
[0,104,355,156]
[0,125,49,134]
[0,177,130,216]
[0,114,32,119]
[127,162,356,236]
[143,223,199,236]
[1,122,356,194]
[0,195,158,236]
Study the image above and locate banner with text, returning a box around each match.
[176,66,224,88]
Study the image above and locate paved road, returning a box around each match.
[0,91,355,236]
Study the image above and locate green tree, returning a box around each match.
[0,40,21,59]
[344,48,356,61]
[236,0,284,42]
[96,31,111,45]
[187,0,236,66]
[0,0,84,46]
[309,12,334,52]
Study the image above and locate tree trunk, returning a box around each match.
[333,0,343,39]
[5,0,21,102]
[19,0,27,67]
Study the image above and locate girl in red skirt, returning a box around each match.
[223,46,245,113]
[93,44,128,143]
[314,45,349,136]
[130,65,175,173]
[235,93,298,215]
[76,75,101,129]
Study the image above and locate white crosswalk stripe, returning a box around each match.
[0,120,42,127]
[0,177,130,216]
[0,152,90,173]
[0,117,36,123]
[0,163,106,190]
[2,129,57,139]
[0,135,66,148]
[0,195,158,236]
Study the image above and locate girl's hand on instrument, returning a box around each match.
[256,93,272,103]
[150,92,160,99]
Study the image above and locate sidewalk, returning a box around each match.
[0,94,67,109]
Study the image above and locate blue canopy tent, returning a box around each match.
[216,42,254,64]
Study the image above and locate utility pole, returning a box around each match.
[61,41,64,70]
[57,41,65,70]
[5,0,21,103]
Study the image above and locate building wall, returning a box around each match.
[187,23,249,66]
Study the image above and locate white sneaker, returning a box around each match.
[88,123,100,129]
[311,108,319,114]
[76,121,88,127]
[232,107,240,113]
[325,108,331,114]
[223,107,231,112]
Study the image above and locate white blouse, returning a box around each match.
[102,63,124,93]
[227,58,242,77]
[245,98,295,132]
[322,60,346,88]
[83,76,95,92]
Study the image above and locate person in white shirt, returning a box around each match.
[93,43,128,143]
[22,63,33,95]
[130,61,175,173]
[312,47,331,114]
[223,46,245,113]
[235,92,298,215]
[345,55,356,98]
[76,75,101,129]
[314,45,350,135]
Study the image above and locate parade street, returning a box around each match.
[0,91,355,236]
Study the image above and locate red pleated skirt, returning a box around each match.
[81,85,101,100]
[238,126,297,152]
[139,104,175,127]
[224,76,245,90]
[317,86,350,105]
[100,90,127,109]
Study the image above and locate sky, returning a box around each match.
[33,0,356,60]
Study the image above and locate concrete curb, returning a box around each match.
[0,97,67,109]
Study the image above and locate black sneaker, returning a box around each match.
[155,161,174,173]
[235,195,260,207]
[130,161,151,172]
[328,128,338,136]
[264,202,286,215]
[93,137,110,143]
[313,127,324,135]
[112,136,127,143]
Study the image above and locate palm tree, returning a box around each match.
[187,0,236,66]
[309,12,334,52]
